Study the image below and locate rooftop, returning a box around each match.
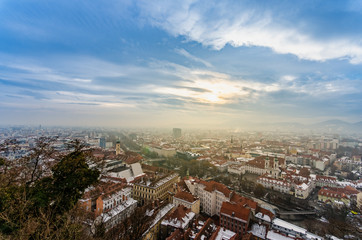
[220,202,251,222]
[174,191,198,203]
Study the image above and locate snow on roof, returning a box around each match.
[337,181,357,188]
[272,218,307,235]
[250,224,266,238]
[255,212,271,222]
[154,173,179,188]
[214,227,236,240]
[327,235,343,240]
[131,162,143,176]
[102,198,137,223]
[306,232,323,240]
[298,183,309,190]
[267,230,294,240]
[143,204,174,236]
[161,211,195,229]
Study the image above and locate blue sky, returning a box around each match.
[1,0,362,128]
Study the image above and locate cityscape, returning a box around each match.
[0,126,361,239]
[1,1,362,240]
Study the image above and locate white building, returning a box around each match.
[295,182,314,199]
[315,156,329,171]
[257,176,291,194]
[184,178,231,216]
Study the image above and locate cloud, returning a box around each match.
[175,48,212,67]
[139,0,362,64]
[1,52,361,126]
[1,54,358,109]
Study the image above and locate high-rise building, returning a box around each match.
[173,128,181,138]
[99,137,106,149]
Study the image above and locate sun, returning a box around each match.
[199,92,223,103]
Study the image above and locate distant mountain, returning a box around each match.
[315,119,350,125]
[309,119,362,133]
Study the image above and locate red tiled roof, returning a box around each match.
[257,207,275,220]
[316,175,337,181]
[166,229,183,240]
[230,193,258,210]
[220,202,251,222]
[344,186,359,195]
[318,187,347,199]
[247,156,285,169]
[201,180,231,197]
[165,205,192,223]
[174,191,198,203]
[319,186,359,198]
[194,218,215,240]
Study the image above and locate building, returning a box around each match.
[210,227,238,240]
[105,141,113,149]
[107,162,144,181]
[185,177,259,217]
[294,182,313,199]
[79,182,137,231]
[257,172,314,199]
[185,178,232,216]
[318,186,359,206]
[99,137,106,149]
[173,128,182,138]
[149,146,176,158]
[357,192,362,210]
[116,140,121,155]
[173,191,200,214]
[257,176,292,194]
[160,205,195,239]
[271,218,308,239]
[132,172,179,203]
[315,157,329,171]
[314,175,338,188]
[244,156,285,178]
[142,203,174,240]
[220,201,251,238]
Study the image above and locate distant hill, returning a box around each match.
[309,119,362,133]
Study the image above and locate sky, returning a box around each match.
[1,0,362,128]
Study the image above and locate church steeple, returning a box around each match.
[116,140,121,155]
[265,156,270,169]
[274,155,279,169]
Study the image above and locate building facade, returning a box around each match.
[220,201,251,238]
[133,173,179,202]
[173,191,200,214]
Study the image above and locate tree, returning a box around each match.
[0,139,100,239]
[254,184,265,198]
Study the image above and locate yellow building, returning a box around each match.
[116,140,121,155]
[357,192,362,210]
[133,173,179,202]
[318,187,350,206]
[173,191,200,214]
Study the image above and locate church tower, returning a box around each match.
[116,140,121,155]
[265,156,270,169]
[274,156,279,169]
